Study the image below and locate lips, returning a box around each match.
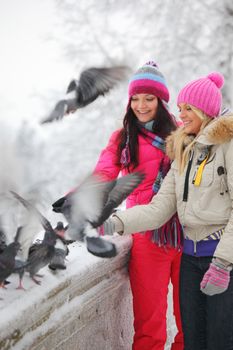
[137,111,150,114]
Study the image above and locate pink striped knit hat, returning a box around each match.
[177,72,224,118]
[127,61,170,108]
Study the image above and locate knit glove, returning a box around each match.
[97,219,116,236]
[200,259,232,296]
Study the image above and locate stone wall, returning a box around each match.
[0,236,134,350]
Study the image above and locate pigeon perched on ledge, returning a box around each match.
[41,65,129,124]
[10,191,58,285]
[52,171,145,258]
[0,227,22,288]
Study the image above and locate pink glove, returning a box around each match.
[200,259,232,296]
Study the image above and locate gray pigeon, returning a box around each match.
[0,226,7,254]
[26,231,56,284]
[0,227,22,288]
[53,172,145,258]
[40,65,129,124]
[11,191,58,285]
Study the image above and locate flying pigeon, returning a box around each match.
[52,172,145,258]
[41,65,129,124]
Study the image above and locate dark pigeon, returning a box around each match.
[11,191,58,285]
[0,226,7,254]
[40,66,129,124]
[0,227,22,288]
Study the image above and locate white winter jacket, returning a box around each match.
[115,115,233,264]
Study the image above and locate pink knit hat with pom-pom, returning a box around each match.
[177,72,224,118]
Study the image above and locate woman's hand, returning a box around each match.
[200,258,232,296]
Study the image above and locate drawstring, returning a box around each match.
[183,150,194,202]
[193,154,209,186]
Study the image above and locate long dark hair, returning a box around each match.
[116,99,177,168]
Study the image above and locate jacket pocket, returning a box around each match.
[192,191,231,223]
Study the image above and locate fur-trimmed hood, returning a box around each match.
[166,114,233,160]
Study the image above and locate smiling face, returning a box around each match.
[178,103,203,135]
[130,94,158,123]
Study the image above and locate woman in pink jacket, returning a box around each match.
[94,61,184,350]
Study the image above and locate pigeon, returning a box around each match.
[0,224,7,254]
[11,191,58,285]
[48,221,69,271]
[52,171,145,258]
[40,65,129,124]
[0,227,22,288]
[26,231,57,284]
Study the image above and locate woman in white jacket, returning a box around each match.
[104,72,233,350]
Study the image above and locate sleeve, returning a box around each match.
[214,141,233,264]
[93,130,122,181]
[114,165,177,234]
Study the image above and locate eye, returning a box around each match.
[186,106,192,111]
[131,96,138,102]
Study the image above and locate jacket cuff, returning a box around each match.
[112,215,124,235]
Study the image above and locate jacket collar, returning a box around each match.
[197,115,233,146]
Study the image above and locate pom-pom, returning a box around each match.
[145,60,158,68]
[208,72,224,88]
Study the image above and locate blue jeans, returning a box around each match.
[180,253,233,350]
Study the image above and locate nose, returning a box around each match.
[179,109,186,119]
[138,99,147,109]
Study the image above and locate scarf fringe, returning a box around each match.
[120,131,130,166]
[151,214,183,250]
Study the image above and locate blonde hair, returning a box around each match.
[174,105,212,173]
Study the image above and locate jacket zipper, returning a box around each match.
[183,150,194,202]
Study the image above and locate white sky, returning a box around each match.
[0,0,73,120]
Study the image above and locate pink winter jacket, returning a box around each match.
[94,129,171,209]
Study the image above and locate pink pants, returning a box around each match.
[129,233,184,350]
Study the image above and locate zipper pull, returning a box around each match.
[193,241,197,255]
[192,167,198,184]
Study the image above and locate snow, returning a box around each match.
[0,236,138,350]
[0,241,93,321]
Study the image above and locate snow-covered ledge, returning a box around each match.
[0,235,134,350]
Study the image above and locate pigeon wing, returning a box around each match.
[10,191,56,259]
[91,172,145,227]
[76,66,129,107]
[27,244,52,275]
[65,174,115,240]
[66,79,78,94]
[40,100,68,124]
[10,191,54,233]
